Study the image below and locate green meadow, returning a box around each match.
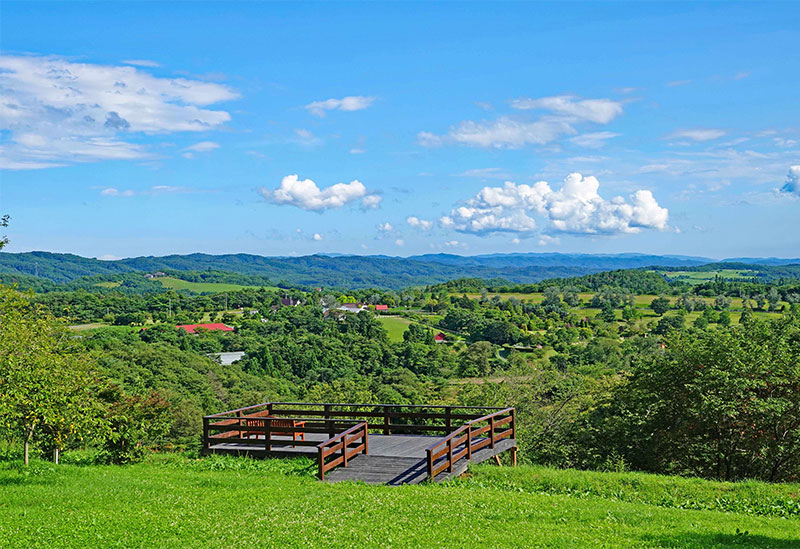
[1,456,798,548]
[156,277,273,293]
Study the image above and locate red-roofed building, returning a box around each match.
[176,323,234,334]
[434,332,447,342]
[374,305,389,311]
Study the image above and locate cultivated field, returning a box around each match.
[156,277,275,293]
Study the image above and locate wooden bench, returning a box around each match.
[242,412,306,447]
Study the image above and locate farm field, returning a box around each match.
[156,277,273,293]
[1,456,798,548]
[94,281,121,288]
[377,315,413,342]
[658,269,757,284]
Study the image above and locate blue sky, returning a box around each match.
[1,1,798,260]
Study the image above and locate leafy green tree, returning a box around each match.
[650,297,671,316]
[594,317,800,481]
[0,287,104,464]
[0,214,8,250]
[457,341,494,377]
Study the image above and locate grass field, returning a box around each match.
[659,269,757,284]
[377,316,413,342]
[94,281,121,288]
[1,456,798,548]
[156,277,275,293]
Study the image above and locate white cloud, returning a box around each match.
[538,235,560,246]
[349,148,366,154]
[361,194,382,209]
[313,233,323,241]
[774,137,797,148]
[395,239,404,247]
[780,165,800,196]
[569,131,620,149]
[0,54,238,169]
[99,185,189,197]
[122,59,160,68]
[509,95,624,124]
[181,140,220,158]
[305,95,375,117]
[442,173,669,236]
[97,254,122,260]
[454,167,512,179]
[668,129,726,142]
[444,240,464,248]
[378,222,393,232]
[261,174,380,211]
[418,95,623,149]
[666,80,692,87]
[406,216,434,230]
[291,128,321,146]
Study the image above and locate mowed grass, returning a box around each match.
[94,281,121,288]
[377,315,413,342]
[660,269,757,284]
[156,277,275,293]
[1,457,798,548]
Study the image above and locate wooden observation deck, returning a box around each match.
[202,402,517,485]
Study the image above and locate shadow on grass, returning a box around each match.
[646,531,800,548]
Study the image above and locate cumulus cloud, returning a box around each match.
[780,165,800,196]
[313,233,323,241]
[122,59,160,67]
[361,194,383,209]
[0,54,238,169]
[261,174,380,211]
[418,95,623,149]
[305,96,375,117]
[406,216,434,231]
[441,173,669,236]
[378,222,393,232]
[395,239,404,247]
[667,129,726,142]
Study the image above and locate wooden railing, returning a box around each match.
[203,402,508,448]
[425,407,515,481]
[317,422,368,481]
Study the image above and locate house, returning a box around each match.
[434,332,447,343]
[374,304,389,311]
[208,351,246,365]
[338,303,365,313]
[176,323,234,334]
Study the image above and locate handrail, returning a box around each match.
[317,422,369,480]
[425,407,515,481]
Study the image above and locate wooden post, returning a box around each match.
[267,402,273,415]
[342,435,348,468]
[466,425,472,460]
[265,418,272,452]
[318,447,325,481]
[426,449,433,480]
[202,417,210,454]
[324,404,334,438]
[363,423,369,455]
[510,408,516,439]
[489,415,495,449]
[445,406,452,434]
[447,437,453,473]
[493,455,502,466]
[237,410,243,438]
[383,405,390,435]
[511,446,518,467]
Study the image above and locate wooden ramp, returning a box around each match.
[325,437,517,485]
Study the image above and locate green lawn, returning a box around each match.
[156,277,274,293]
[659,269,757,284]
[94,281,121,288]
[377,315,413,342]
[1,456,798,548]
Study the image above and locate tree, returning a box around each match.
[650,296,671,316]
[0,214,8,250]
[0,287,103,464]
[457,341,494,377]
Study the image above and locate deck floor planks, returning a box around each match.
[207,433,516,485]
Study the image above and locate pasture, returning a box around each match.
[156,277,273,293]
[1,456,798,548]
[377,315,413,342]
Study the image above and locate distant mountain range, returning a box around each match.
[0,251,798,290]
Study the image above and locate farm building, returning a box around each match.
[374,304,389,311]
[176,323,234,334]
[434,332,447,342]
